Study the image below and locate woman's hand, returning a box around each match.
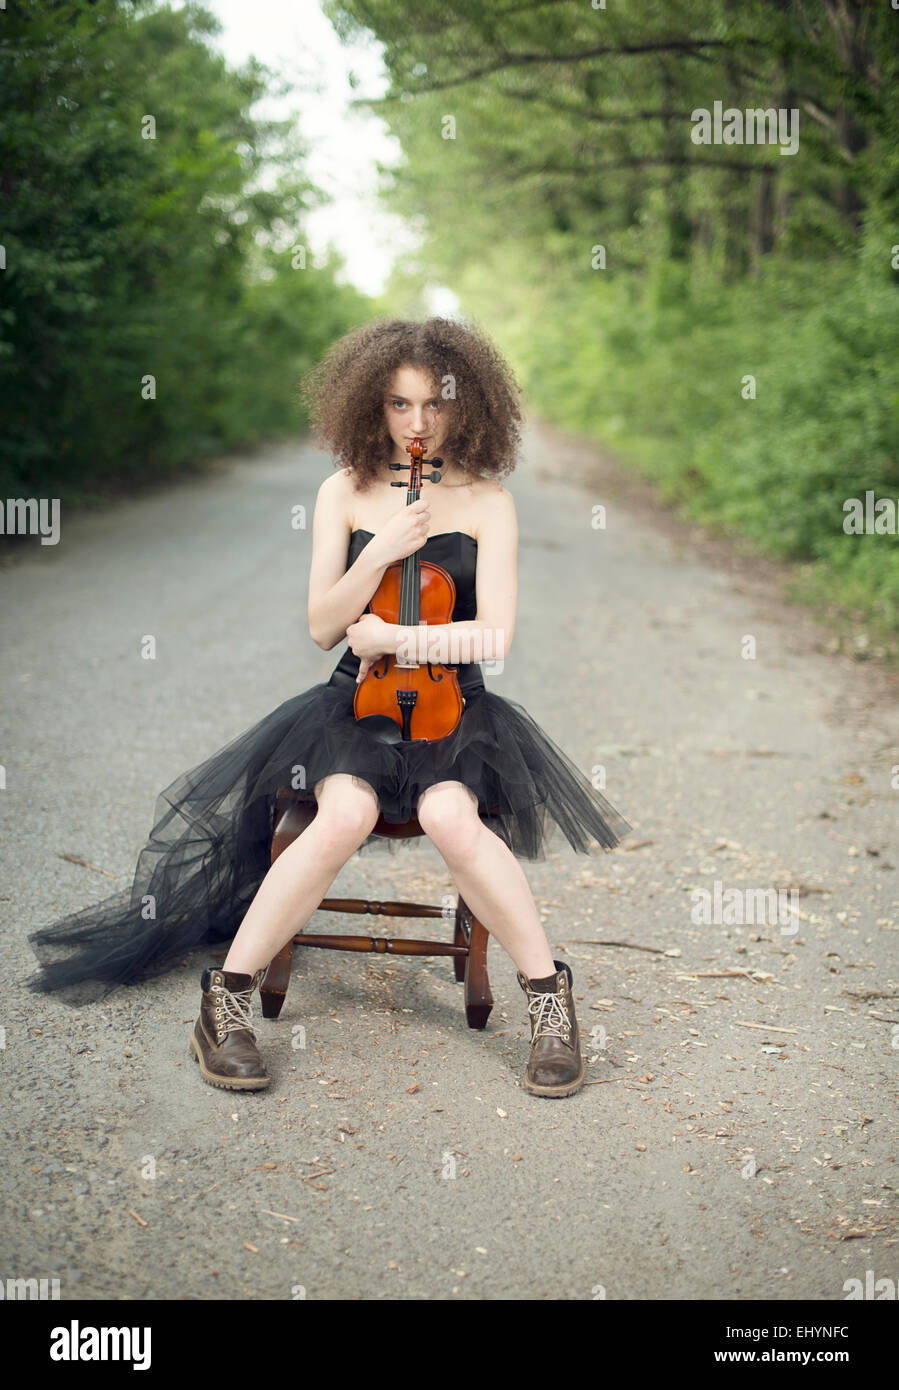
[346,613,395,681]
[367,498,431,567]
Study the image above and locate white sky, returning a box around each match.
[179,0,456,307]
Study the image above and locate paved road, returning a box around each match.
[1,420,897,1300]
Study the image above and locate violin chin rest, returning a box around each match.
[354,714,404,745]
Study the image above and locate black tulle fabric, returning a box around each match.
[25,530,632,1002]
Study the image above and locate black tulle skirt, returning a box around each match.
[25,674,632,1002]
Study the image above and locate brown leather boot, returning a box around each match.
[516,958,584,1097]
[189,967,271,1091]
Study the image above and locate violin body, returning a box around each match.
[352,436,464,744]
[353,558,464,742]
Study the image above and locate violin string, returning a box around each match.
[401,460,418,694]
[400,528,409,692]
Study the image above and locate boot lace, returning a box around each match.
[526,988,571,1042]
[213,981,257,1039]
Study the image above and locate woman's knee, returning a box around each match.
[416,782,482,858]
[313,774,380,848]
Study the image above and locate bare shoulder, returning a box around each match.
[470,479,516,540]
[314,466,355,522]
[309,468,356,554]
[316,466,353,501]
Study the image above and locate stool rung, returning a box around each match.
[292,933,467,957]
[319,897,446,919]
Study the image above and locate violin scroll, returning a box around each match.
[388,436,445,487]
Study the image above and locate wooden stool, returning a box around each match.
[260,787,507,1029]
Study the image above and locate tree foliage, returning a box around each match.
[1,0,369,500]
[325,0,899,644]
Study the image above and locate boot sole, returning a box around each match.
[522,1056,586,1098]
[189,1033,271,1091]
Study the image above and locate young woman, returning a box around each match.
[26,317,632,1099]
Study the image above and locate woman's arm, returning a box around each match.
[307,471,390,650]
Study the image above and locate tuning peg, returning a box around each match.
[389,462,409,470]
[424,470,443,483]
[429,457,444,468]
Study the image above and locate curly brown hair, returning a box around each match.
[298,316,523,490]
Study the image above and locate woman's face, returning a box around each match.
[382,364,450,466]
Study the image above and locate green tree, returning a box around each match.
[1,0,369,500]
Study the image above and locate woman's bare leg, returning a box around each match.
[415,781,557,979]
[222,774,380,976]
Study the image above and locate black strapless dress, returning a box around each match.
[25,529,632,1000]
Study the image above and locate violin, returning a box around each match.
[353,436,464,744]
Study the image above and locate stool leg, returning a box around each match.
[260,938,294,1020]
[453,902,466,982]
[461,900,493,1029]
